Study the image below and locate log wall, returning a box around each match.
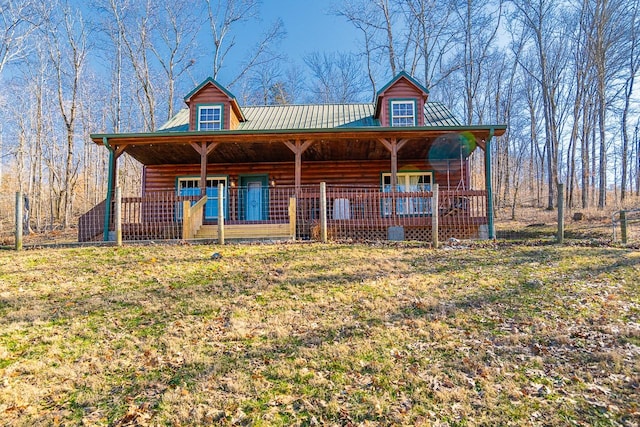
[143,159,469,193]
[377,78,428,126]
[187,84,239,130]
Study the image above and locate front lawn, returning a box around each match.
[0,242,638,425]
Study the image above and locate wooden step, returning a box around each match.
[195,223,293,240]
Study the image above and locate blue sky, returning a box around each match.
[215,0,361,82]
[261,0,359,59]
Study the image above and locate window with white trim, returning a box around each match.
[197,105,222,130]
[391,100,416,127]
[176,176,227,219]
[382,172,432,215]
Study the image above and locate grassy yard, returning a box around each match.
[0,242,638,426]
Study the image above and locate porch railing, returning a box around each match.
[296,185,487,240]
[78,184,488,242]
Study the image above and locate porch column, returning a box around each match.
[190,142,219,197]
[484,128,495,239]
[103,138,126,241]
[283,139,314,190]
[378,138,409,190]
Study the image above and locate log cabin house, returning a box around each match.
[82,72,506,242]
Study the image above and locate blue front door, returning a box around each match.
[246,182,263,220]
[239,175,268,221]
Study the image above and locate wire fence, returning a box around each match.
[300,185,488,241]
[612,209,640,244]
[4,186,640,248]
[0,192,15,246]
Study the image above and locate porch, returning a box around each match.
[78,185,489,243]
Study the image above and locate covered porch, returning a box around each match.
[79,184,489,242]
[83,126,505,242]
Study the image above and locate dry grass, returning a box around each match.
[0,242,639,426]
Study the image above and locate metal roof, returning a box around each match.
[424,102,462,126]
[158,102,461,132]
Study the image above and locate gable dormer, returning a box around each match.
[374,71,430,127]
[184,77,245,131]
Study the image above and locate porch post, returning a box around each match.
[391,140,398,189]
[102,140,126,241]
[320,182,327,243]
[115,186,122,246]
[484,128,495,239]
[189,142,219,197]
[378,138,409,190]
[294,143,302,190]
[431,184,439,248]
[283,140,314,190]
[218,182,225,244]
[103,137,116,241]
[15,191,23,251]
[200,141,207,197]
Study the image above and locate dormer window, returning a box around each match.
[197,105,223,130]
[391,100,416,127]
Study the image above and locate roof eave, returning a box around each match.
[91,125,507,145]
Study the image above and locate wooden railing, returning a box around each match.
[78,199,106,242]
[182,196,207,239]
[78,186,488,242]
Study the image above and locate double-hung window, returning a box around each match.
[176,176,227,219]
[197,105,222,131]
[390,100,416,127]
[382,172,432,216]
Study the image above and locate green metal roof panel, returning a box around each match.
[157,102,460,132]
[424,102,462,127]
[236,104,379,130]
[158,108,189,131]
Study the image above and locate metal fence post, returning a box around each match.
[557,183,564,244]
[320,182,327,243]
[115,186,122,246]
[432,184,439,248]
[620,210,628,244]
[218,183,225,244]
[15,192,23,251]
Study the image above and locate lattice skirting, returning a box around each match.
[122,223,182,241]
[329,225,481,242]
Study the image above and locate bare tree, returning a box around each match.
[619,0,640,202]
[205,0,285,88]
[102,0,158,131]
[511,0,570,209]
[0,0,41,75]
[241,62,304,105]
[335,0,382,99]
[304,52,369,103]
[636,120,640,196]
[451,0,503,125]
[47,1,89,227]
[582,0,634,208]
[402,0,458,90]
[149,3,199,119]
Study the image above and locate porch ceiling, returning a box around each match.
[91,127,506,166]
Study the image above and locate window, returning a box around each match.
[382,172,432,215]
[391,100,416,127]
[197,105,222,130]
[176,176,227,219]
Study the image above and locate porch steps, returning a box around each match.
[195,224,294,240]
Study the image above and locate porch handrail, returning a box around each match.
[289,197,297,239]
[182,196,208,239]
[78,199,106,242]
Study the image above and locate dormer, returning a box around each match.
[374,71,430,127]
[184,77,246,131]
